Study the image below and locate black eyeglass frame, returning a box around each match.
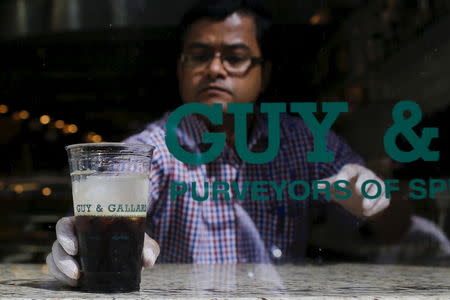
[180,52,264,76]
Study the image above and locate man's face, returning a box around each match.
[177,13,268,111]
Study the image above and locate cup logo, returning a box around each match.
[72,174,149,217]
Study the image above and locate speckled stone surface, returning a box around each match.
[0,263,449,299]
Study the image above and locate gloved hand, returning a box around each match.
[46,216,160,287]
[319,164,390,218]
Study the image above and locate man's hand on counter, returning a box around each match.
[46,216,160,287]
[319,164,390,218]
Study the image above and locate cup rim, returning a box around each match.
[65,142,155,157]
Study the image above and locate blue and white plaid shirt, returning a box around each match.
[125,112,364,263]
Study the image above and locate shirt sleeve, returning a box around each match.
[318,130,366,179]
[309,131,372,260]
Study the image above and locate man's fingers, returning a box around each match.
[316,175,337,190]
[355,170,374,196]
[355,171,379,210]
[317,164,390,217]
[364,193,390,217]
[46,253,78,287]
[318,164,363,188]
[56,217,78,256]
[52,241,80,280]
[142,234,160,268]
[338,164,363,180]
[48,216,79,287]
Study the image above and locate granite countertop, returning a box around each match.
[0,263,450,299]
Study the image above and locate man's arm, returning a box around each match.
[308,131,394,259]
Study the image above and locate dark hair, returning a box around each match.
[179,0,273,59]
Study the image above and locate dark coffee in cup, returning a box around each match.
[75,216,146,292]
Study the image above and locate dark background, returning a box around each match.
[0,0,449,263]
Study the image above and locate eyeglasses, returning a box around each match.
[181,51,264,76]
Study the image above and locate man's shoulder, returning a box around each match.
[123,115,168,147]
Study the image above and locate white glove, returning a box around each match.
[319,164,390,218]
[46,216,160,287]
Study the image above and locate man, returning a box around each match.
[46,0,389,286]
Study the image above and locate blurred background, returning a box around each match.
[0,0,449,264]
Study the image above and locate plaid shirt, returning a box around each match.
[124,112,364,263]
